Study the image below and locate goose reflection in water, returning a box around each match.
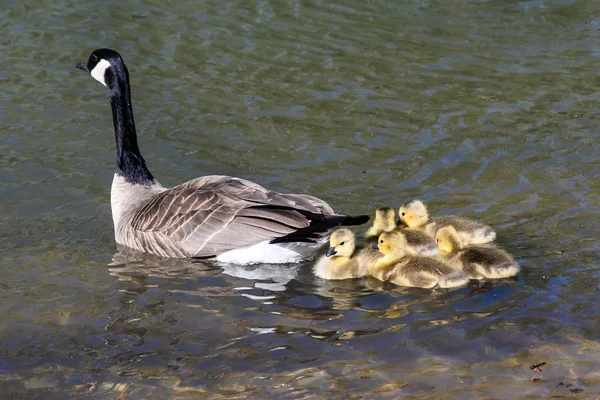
[108,248,299,296]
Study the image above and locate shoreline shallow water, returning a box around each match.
[2,0,600,398]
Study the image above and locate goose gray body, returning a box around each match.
[76,48,368,263]
[113,174,339,258]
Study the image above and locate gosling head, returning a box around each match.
[398,199,429,228]
[374,207,397,232]
[374,230,408,258]
[366,207,397,237]
[76,48,128,88]
[326,228,356,258]
[436,226,462,255]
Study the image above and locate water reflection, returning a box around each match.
[1,214,574,398]
[106,248,524,349]
[1,241,588,398]
[108,249,223,289]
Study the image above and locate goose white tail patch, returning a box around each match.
[91,59,111,87]
[216,239,327,265]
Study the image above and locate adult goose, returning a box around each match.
[76,48,368,264]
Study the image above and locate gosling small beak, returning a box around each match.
[326,247,337,257]
[372,244,379,251]
[396,219,402,226]
[76,61,88,72]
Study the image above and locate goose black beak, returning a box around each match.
[76,61,88,72]
[326,247,337,257]
[372,244,379,251]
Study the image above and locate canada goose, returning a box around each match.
[75,48,369,264]
[313,228,380,280]
[370,231,469,289]
[436,226,520,279]
[398,199,496,245]
[365,207,438,256]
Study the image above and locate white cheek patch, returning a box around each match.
[90,59,111,87]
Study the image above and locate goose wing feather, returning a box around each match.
[178,175,334,213]
[128,175,337,257]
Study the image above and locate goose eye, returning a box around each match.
[379,239,383,244]
[339,241,345,246]
[401,212,405,216]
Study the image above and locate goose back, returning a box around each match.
[115,175,363,258]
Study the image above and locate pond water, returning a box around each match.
[1,0,599,398]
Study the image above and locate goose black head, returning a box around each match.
[76,48,128,88]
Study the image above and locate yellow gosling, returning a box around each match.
[365,207,397,239]
[399,199,496,245]
[366,206,438,256]
[436,226,520,279]
[313,228,379,280]
[370,231,469,289]
[401,229,439,257]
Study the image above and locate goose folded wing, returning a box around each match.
[129,186,316,257]
[177,175,334,214]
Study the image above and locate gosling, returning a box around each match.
[399,199,496,245]
[370,230,469,289]
[365,207,397,239]
[436,226,520,279]
[313,228,380,280]
[365,207,438,256]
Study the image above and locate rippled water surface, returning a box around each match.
[2,0,600,398]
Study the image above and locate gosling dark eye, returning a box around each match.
[379,239,383,243]
[401,212,405,216]
[340,241,345,246]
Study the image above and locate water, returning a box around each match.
[1,0,599,397]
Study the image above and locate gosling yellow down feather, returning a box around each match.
[366,207,438,256]
[313,228,380,280]
[399,199,496,245]
[370,230,469,289]
[436,226,520,279]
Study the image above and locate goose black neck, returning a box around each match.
[105,63,154,185]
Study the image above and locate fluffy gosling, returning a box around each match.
[366,206,438,256]
[313,228,380,280]
[370,230,469,289]
[365,207,397,239]
[399,199,496,245]
[436,226,520,279]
